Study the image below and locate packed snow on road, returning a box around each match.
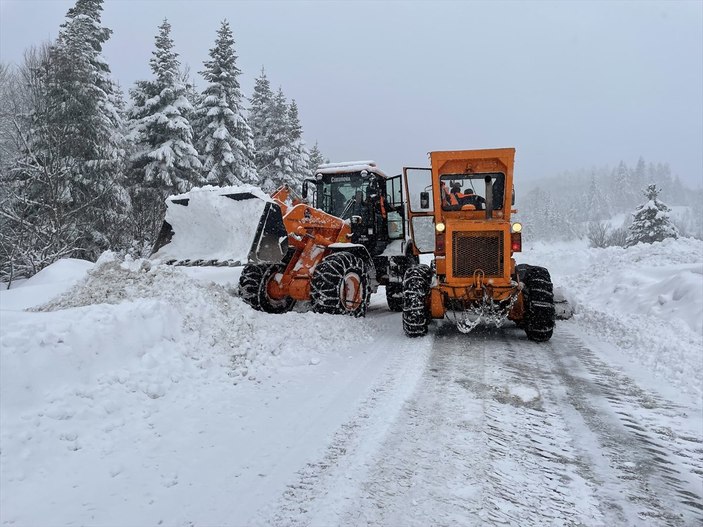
[1,238,701,526]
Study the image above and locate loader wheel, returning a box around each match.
[386,283,403,312]
[238,263,295,314]
[311,252,370,317]
[522,266,555,342]
[402,264,432,337]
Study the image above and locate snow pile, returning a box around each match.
[1,256,389,525]
[0,258,94,311]
[2,254,380,473]
[520,237,703,396]
[152,184,272,264]
[33,254,374,377]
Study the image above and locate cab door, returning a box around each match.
[384,174,405,240]
[402,167,435,254]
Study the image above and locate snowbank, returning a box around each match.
[0,256,392,526]
[2,255,380,428]
[519,237,703,396]
[0,258,94,311]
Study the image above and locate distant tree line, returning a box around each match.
[516,158,702,244]
[0,0,328,283]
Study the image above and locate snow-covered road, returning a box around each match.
[267,316,702,527]
[2,238,702,526]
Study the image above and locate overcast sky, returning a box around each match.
[1,0,702,187]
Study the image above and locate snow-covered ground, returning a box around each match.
[518,237,703,401]
[1,237,701,525]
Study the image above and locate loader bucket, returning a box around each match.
[151,186,289,266]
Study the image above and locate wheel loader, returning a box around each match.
[401,148,556,341]
[151,161,415,317]
[302,161,419,311]
[151,184,373,316]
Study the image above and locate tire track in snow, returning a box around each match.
[331,323,604,526]
[258,316,702,527]
[548,327,703,526]
[255,321,433,527]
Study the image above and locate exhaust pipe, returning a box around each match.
[484,175,493,219]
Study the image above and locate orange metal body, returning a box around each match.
[406,149,523,320]
[266,186,352,301]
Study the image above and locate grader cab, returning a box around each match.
[401,148,556,341]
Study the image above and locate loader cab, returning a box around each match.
[304,162,405,256]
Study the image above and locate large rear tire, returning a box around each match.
[311,252,370,317]
[238,263,295,314]
[523,266,555,342]
[402,264,432,337]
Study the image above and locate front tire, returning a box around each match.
[522,266,555,342]
[311,252,370,317]
[402,264,432,337]
[238,263,295,314]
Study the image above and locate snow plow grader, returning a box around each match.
[401,148,556,341]
[151,161,416,317]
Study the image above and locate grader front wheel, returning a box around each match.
[522,266,556,342]
[402,264,432,337]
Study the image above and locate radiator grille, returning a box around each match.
[452,231,504,277]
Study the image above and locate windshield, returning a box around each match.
[439,172,505,212]
[315,173,374,219]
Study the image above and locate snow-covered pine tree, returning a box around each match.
[307,141,327,173]
[287,100,309,187]
[613,160,635,211]
[47,0,128,256]
[263,88,297,191]
[633,156,646,192]
[625,184,679,247]
[2,0,128,271]
[195,20,258,186]
[127,19,203,248]
[585,174,610,222]
[250,83,296,191]
[249,67,274,182]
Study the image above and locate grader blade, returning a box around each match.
[151,186,289,267]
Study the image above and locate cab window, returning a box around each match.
[439,172,505,212]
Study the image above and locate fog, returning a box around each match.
[1,0,701,186]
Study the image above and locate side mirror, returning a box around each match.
[420,191,430,209]
[512,187,515,206]
[302,181,308,199]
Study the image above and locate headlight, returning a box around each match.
[511,222,522,233]
[315,173,323,181]
[436,222,446,233]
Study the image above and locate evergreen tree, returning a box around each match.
[2,0,128,271]
[633,156,646,191]
[195,20,257,186]
[249,67,274,180]
[127,19,203,248]
[307,141,327,173]
[47,0,128,256]
[585,174,609,221]
[287,99,309,186]
[249,83,296,191]
[625,184,679,247]
[613,160,635,211]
